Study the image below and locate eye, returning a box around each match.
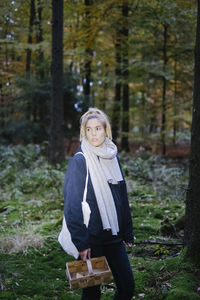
[86,128,91,132]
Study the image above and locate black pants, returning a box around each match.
[81,241,135,300]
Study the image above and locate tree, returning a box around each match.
[185,0,200,262]
[111,2,123,143]
[121,0,130,152]
[83,0,94,106]
[161,23,168,155]
[49,0,65,164]
[35,0,45,79]
[111,28,122,143]
[26,0,36,78]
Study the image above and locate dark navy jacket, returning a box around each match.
[63,147,133,252]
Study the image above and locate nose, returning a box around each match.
[91,129,96,136]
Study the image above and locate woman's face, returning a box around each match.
[85,118,106,147]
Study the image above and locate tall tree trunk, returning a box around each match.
[84,48,93,105]
[121,0,129,152]
[25,0,35,121]
[35,0,45,123]
[49,0,64,164]
[140,92,146,137]
[161,24,167,155]
[26,0,35,77]
[149,116,157,134]
[185,0,200,262]
[83,0,93,106]
[173,56,178,145]
[100,65,108,110]
[0,82,4,129]
[112,35,122,143]
[4,19,10,69]
[36,0,44,79]
[1,22,10,129]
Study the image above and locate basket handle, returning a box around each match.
[86,259,93,275]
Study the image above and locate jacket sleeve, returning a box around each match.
[117,157,134,243]
[63,154,89,252]
[121,181,134,243]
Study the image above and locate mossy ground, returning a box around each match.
[0,145,200,299]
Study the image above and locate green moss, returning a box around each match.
[134,271,152,291]
[101,290,114,299]
[0,241,73,299]
[168,273,199,297]
[0,291,14,300]
[165,289,200,300]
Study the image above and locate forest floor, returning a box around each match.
[0,144,200,300]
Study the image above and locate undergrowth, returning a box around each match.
[0,144,200,300]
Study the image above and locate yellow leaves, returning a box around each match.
[176,0,196,9]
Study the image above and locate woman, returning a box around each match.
[63,108,135,300]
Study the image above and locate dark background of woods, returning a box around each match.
[0,0,196,155]
[0,0,200,261]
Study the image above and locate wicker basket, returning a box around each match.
[66,256,112,290]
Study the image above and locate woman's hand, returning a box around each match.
[79,248,91,261]
[124,241,133,248]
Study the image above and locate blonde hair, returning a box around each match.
[80,107,112,141]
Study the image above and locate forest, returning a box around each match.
[1,0,200,299]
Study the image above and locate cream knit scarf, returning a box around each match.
[81,137,123,235]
